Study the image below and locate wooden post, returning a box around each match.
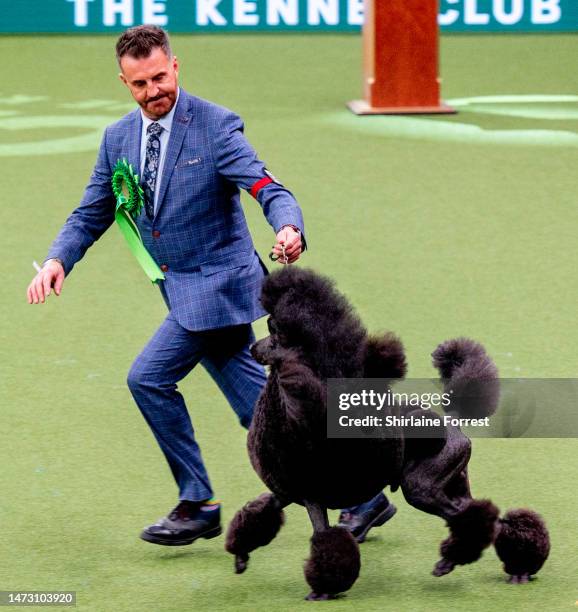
[348,0,455,115]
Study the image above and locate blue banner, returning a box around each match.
[1,0,577,33]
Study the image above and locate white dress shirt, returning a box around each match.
[139,89,180,214]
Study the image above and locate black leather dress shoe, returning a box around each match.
[140,501,222,546]
[338,493,397,543]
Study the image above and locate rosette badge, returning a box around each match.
[112,159,145,217]
[111,159,165,283]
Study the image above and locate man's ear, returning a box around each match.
[173,55,179,77]
[119,72,128,86]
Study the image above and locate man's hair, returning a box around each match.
[116,25,172,65]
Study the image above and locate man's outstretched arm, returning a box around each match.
[27,129,116,304]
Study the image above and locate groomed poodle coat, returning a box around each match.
[226,267,549,599]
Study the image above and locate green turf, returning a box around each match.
[1,33,577,611]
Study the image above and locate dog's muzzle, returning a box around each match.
[251,336,274,365]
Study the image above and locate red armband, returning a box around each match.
[249,176,273,199]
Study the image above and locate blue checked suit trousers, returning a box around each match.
[127,315,266,501]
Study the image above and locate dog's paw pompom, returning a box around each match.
[494,509,550,583]
[225,493,285,573]
[304,527,360,599]
[437,499,500,570]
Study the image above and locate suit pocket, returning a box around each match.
[200,253,253,277]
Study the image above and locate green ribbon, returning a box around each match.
[111,159,165,283]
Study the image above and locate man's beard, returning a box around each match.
[143,93,175,118]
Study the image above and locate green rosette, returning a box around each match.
[111,159,165,283]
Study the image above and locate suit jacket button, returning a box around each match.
[152,230,161,238]
[160,264,168,272]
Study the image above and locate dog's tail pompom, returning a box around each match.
[494,509,550,583]
[364,332,407,380]
[225,493,285,574]
[432,337,499,419]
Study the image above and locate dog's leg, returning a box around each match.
[432,496,500,577]
[401,425,499,577]
[225,493,287,574]
[303,501,360,601]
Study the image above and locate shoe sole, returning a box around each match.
[357,504,397,544]
[140,526,222,546]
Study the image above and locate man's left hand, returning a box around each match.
[272,226,302,264]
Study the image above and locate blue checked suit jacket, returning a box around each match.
[47,89,305,331]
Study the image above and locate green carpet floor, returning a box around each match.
[1,33,577,611]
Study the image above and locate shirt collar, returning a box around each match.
[140,88,180,134]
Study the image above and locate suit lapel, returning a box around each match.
[127,110,142,179]
[155,91,192,218]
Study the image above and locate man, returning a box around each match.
[27,25,393,546]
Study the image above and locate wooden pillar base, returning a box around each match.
[352,0,452,115]
[347,100,456,115]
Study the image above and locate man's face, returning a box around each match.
[119,47,179,120]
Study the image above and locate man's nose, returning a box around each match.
[147,83,160,99]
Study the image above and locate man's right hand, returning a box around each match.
[27,259,65,304]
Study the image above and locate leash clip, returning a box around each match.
[269,244,288,264]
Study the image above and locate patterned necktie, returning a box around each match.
[142,121,164,219]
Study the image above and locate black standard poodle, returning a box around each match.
[225,267,550,600]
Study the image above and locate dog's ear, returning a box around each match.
[276,357,325,427]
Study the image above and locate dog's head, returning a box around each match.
[252,267,368,378]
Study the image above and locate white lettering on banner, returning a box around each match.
[439,0,562,28]
[63,0,566,29]
[266,0,298,25]
[197,0,226,25]
[438,0,459,26]
[464,0,490,25]
[347,0,364,26]
[235,0,259,25]
[103,0,134,26]
[347,0,364,25]
[532,0,561,24]
[494,0,524,24]
[66,0,94,27]
[143,0,168,25]
[307,0,339,25]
